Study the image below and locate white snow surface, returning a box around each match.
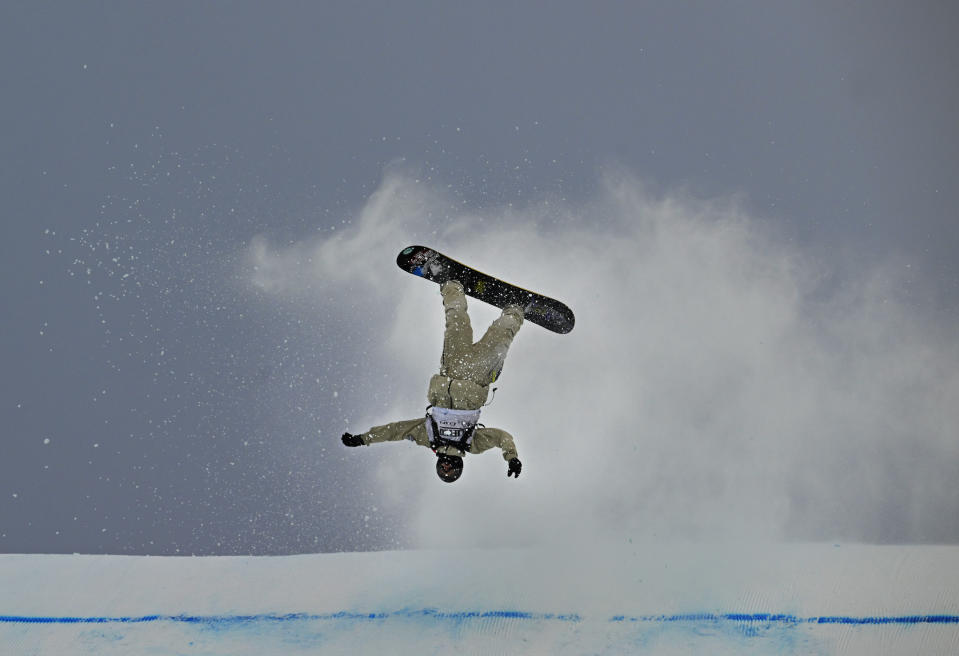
[2,542,958,655]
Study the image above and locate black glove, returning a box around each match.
[507,457,522,478]
[341,432,364,447]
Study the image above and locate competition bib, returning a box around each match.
[425,406,481,452]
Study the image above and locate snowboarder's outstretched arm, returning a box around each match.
[471,427,519,462]
[472,428,522,478]
[343,418,429,448]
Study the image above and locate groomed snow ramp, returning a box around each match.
[2,543,958,655]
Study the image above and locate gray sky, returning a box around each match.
[2,1,957,555]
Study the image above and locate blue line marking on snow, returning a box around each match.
[613,613,959,625]
[1,612,957,626]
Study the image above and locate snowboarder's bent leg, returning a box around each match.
[440,281,473,375]
[472,304,524,385]
[476,304,524,353]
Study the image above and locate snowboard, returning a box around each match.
[396,245,575,334]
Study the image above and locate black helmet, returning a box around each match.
[435,454,464,483]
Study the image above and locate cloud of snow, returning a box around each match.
[247,166,959,548]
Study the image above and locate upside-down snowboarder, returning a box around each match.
[341,276,525,483]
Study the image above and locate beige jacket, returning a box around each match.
[359,417,518,460]
[359,281,524,460]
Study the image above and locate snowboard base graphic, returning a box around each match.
[396,245,575,334]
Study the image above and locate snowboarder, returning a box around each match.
[341,277,524,483]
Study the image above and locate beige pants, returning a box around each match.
[440,281,524,387]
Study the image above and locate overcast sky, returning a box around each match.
[2,1,957,555]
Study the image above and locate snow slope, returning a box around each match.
[2,542,958,655]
